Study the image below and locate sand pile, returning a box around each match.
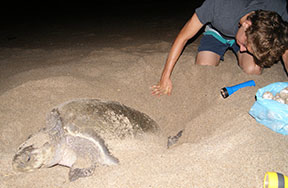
[0,12,287,188]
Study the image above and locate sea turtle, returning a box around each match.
[12,99,159,181]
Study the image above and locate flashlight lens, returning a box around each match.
[221,88,229,98]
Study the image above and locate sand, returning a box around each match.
[1,6,288,188]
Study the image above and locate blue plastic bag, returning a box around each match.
[249,82,288,135]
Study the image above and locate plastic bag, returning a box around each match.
[249,82,288,135]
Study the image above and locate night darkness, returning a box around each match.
[3,1,205,22]
[1,1,205,48]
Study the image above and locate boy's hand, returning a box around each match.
[151,78,173,96]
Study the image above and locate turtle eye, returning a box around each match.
[27,134,33,139]
[22,152,32,163]
[26,155,31,162]
[21,146,34,163]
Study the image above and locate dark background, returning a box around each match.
[2,1,204,25]
[0,1,205,48]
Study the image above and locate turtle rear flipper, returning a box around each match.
[167,130,184,148]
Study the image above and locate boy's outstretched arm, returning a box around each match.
[151,13,203,96]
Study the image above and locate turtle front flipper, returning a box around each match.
[64,124,119,166]
[81,127,119,166]
[46,108,65,143]
[63,124,119,181]
[69,165,96,181]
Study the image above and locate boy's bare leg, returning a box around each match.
[237,52,262,75]
[196,51,221,66]
[196,51,262,75]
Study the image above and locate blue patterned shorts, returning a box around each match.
[198,32,240,61]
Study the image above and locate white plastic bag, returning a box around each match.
[249,82,288,135]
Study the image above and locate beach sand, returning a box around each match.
[1,4,288,188]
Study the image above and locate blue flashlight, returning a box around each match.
[220,80,256,98]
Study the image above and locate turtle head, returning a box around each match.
[12,132,54,172]
[12,145,44,172]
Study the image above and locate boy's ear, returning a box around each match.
[242,20,252,31]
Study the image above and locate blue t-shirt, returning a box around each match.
[195,0,288,38]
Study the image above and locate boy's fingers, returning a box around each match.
[151,87,160,95]
[150,85,160,90]
[151,84,171,96]
[151,88,163,96]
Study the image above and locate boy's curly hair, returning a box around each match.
[246,10,288,68]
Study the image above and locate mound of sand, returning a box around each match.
[1,11,288,188]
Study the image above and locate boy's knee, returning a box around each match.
[238,53,262,75]
[242,64,262,75]
[195,51,221,66]
[196,59,217,66]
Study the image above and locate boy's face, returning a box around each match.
[235,20,253,53]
